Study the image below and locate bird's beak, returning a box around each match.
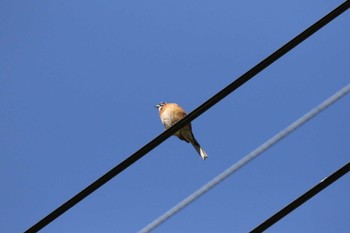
[155,104,160,108]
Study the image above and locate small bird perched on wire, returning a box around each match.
[155,102,208,160]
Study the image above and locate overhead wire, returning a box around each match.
[139,83,350,233]
[250,162,350,233]
[25,1,350,232]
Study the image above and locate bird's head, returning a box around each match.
[155,102,167,111]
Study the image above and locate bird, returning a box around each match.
[155,102,208,160]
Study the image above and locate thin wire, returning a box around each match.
[250,162,350,233]
[25,1,350,232]
[139,83,350,233]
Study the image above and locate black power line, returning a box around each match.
[25,1,350,232]
[250,162,350,233]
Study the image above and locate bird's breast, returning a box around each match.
[160,109,176,129]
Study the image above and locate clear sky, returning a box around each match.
[1,1,349,233]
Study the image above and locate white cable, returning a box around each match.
[139,83,350,233]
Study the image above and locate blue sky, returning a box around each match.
[1,1,349,232]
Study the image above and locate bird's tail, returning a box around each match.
[191,137,208,160]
